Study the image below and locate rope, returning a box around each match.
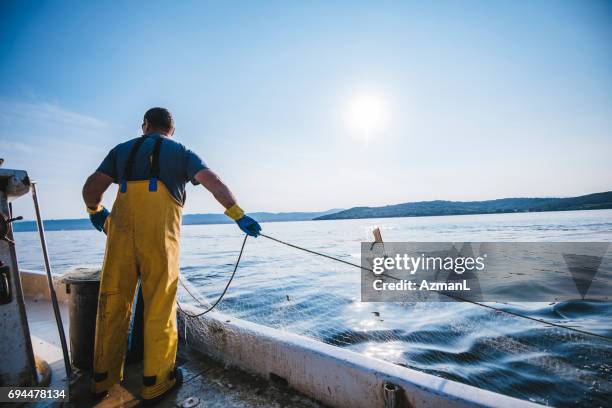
[178,234,247,318]
[178,232,612,342]
[260,233,366,270]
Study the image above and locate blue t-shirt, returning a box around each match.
[97,133,207,205]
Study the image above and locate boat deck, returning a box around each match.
[24,297,323,408]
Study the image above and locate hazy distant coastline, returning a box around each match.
[315,191,612,220]
[13,209,344,232]
[13,191,612,232]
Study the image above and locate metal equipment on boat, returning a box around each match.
[0,168,37,386]
[31,181,71,378]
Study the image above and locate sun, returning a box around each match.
[344,93,391,141]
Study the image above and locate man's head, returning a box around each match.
[142,107,175,136]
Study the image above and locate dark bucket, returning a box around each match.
[62,268,101,371]
[62,268,144,371]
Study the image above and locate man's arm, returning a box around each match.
[82,171,114,210]
[193,168,237,209]
[194,168,261,237]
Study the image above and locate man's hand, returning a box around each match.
[236,215,261,237]
[224,204,262,237]
[88,205,110,233]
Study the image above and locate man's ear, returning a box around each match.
[142,119,149,134]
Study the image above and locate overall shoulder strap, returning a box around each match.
[120,136,149,193]
[148,137,164,192]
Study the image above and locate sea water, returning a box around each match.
[14,209,612,406]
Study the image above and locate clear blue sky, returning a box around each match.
[1,0,611,219]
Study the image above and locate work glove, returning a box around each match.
[237,215,262,237]
[224,204,262,237]
[87,205,110,233]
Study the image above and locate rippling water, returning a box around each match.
[15,210,612,406]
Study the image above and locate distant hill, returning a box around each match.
[315,192,612,220]
[13,218,93,232]
[13,209,344,232]
[182,209,343,225]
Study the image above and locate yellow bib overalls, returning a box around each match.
[92,136,181,400]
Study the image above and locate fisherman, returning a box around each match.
[81,107,261,402]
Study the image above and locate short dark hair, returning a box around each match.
[144,107,174,132]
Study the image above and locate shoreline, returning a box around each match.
[12,207,612,233]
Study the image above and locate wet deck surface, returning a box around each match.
[25,297,324,407]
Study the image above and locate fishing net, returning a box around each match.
[60,267,101,283]
[177,223,612,407]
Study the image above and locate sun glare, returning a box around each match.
[344,93,391,141]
